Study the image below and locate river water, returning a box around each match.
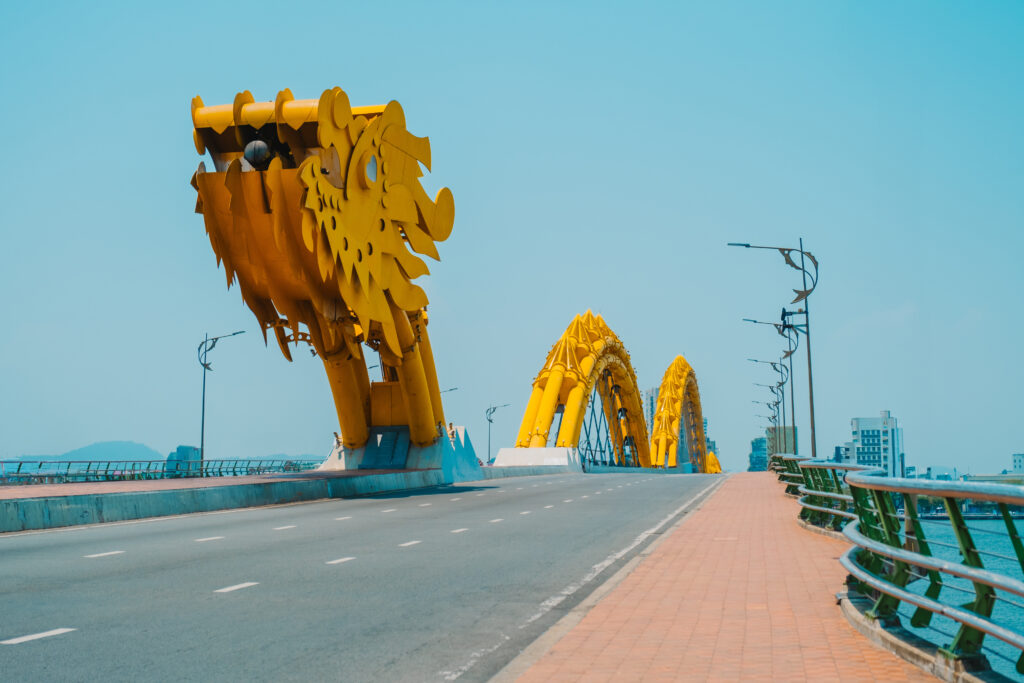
[887,518,1023,679]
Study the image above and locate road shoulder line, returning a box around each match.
[490,474,729,682]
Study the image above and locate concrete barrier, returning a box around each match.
[0,470,446,533]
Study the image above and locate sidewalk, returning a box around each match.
[518,471,933,682]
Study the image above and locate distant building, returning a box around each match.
[703,418,718,458]
[766,427,797,456]
[748,437,768,471]
[833,445,849,463]
[1014,454,1024,473]
[644,387,658,433]
[845,410,905,477]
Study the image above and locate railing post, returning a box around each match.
[941,497,996,662]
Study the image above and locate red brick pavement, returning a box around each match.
[519,471,934,682]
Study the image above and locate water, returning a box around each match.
[890,518,1024,678]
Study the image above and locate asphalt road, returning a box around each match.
[0,472,723,682]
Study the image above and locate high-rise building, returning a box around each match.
[842,410,905,477]
[703,417,718,457]
[765,426,797,456]
[1014,454,1024,474]
[644,387,658,433]
[748,437,767,471]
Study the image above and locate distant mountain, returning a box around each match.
[18,441,165,462]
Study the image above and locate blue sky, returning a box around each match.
[1,1,1021,473]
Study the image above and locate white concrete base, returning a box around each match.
[492,447,584,471]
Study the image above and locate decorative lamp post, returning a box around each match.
[197,330,245,461]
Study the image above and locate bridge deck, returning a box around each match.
[519,471,934,682]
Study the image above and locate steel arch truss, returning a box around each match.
[649,356,720,473]
[515,311,651,467]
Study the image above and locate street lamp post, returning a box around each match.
[749,358,789,454]
[197,330,245,461]
[730,240,819,459]
[744,318,794,453]
[485,403,511,464]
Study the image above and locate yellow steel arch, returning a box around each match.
[650,356,712,472]
[515,311,652,467]
[191,87,454,448]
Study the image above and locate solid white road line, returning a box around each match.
[273,525,296,530]
[326,557,355,565]
[490,518,503,523]
[195,536,224,543]
[451,528,468,534]
[1,628,76,645]
[382,509,397,513]
[83,551,124,558]
[335,516,352,521]
[215,582,258,593]
[399,540,421,547]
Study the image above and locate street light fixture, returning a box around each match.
[197,330,245,461]
[744,318,795,454]
[485,403,511,464]
[731,239,819,459]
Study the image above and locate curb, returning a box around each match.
[839,594,1010,682]
[491,474,730,681]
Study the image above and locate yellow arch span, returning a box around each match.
[650,356,712,472]
[517,318,719,473]
[515,311,652,467]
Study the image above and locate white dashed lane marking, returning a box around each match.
[83,551,124,558]
[450,498,462,501]
[451,528,468,534]
[419,503,432,507]
[273,525,296,530]
[563,499,573,503]
[215,582,258,593]
[1,628,76,645]
[195,536,224,543]
[326,557,355,565]
[490,519,503,523]
[382,509,397,513]
[335,516,352,521]
[544,505,554,509]
[399,540,421,547]
[520,511,531,515]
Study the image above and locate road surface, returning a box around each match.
[1,472,722,682]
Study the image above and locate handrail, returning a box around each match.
[0,458,323,485]
[793,461,880,530]
[842,468,1024,676]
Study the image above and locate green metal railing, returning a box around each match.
[778,454,808,496]
[0,459,323,485]
[794,460,874,532]
[837,470,1024,676]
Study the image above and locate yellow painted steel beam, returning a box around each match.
[649,356,713,473]
[190,87,453,448]
[514,312,652,467]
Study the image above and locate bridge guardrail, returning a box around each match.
[840,470,1024,676]
[0,459,323,485]
[795,460,877,532]
[778,455,809,496]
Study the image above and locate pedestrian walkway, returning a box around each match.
[519,471,933,682]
